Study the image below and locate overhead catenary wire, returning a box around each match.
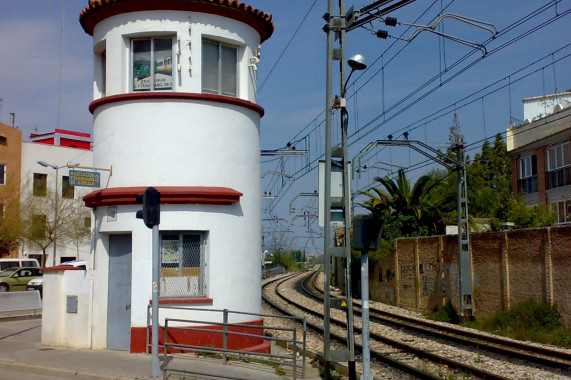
[257,0,319,93]
[267,41,571,207]
[264,1,568,208]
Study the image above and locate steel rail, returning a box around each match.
[306,269,571,372]
[264,271,439,380]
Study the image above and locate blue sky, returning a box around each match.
[0,1,569,254]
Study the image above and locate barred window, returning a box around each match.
[160,232,206,297]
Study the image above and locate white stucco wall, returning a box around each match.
[92,11,261,102]
[523,92,571,122]
[41,270,92,348]
[86,8,266,349]
[507,105,571,152]
[20,143,95,265]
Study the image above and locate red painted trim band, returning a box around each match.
[152,297,213,305]
[88,92,264,117]
[130,318,269,354]
[83,186,242,208]
[43,266,85,272]
[80,0,274,42]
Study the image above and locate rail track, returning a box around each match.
[302,268,571,372]
[262,268,571,380]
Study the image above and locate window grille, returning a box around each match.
[160,232,206,297]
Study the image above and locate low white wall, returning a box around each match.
[41,270,92,348]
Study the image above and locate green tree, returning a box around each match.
[360,169,452,240]
[20,188,91,266]
[0,182,24,257]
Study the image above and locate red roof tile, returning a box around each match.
[79,0,274,42]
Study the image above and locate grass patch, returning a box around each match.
[426,299,570,348]
[464,299,571,348]
[426,300,460,324]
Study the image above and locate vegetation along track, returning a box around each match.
[264,270,475,380]
[302,268,571,372]
[298,268,571,379]
[266,273,569,379]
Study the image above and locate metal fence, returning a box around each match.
[146,305,307,379]
[262,263,286,279]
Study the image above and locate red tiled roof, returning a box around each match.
[79,0,274,42]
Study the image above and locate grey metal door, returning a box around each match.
[107,234,132,350]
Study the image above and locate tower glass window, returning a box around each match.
[202,40,237,97]
[132,38,173,91]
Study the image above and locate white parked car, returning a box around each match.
[26,260,88,297]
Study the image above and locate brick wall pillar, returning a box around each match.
[394,239,400,307]
[511,156,519,198]
[415,238,421,309]
[438,236,445,307]
[536,146,547,206]
[501,232,510,310]
[544,227,554,305]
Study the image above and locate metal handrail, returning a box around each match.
[146,305,307,379]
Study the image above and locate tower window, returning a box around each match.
[132,38,173,92]
[202,40,237,97]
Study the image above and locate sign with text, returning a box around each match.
[69,170,100,188]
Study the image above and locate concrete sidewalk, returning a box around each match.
[0,316,321,379]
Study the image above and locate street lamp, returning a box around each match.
[36,161,79,266]
[342,54,367,96]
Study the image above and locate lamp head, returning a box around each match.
[348,54,367,71]
[37,161,50,168]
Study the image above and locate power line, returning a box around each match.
[264,1,568,209]
[257,0,319,93]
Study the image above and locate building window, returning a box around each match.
[0,136,7,145]
[202,40,237,97]
[547,142,571,189]
[84,217,91,229]
[31,215,47,238]
[0,164,5,185]
[33,173,47,196]
[551,200,571,224]
[0,202,4,221]
[62,176,74,199]
[519,155,537,194]
[160,232,206,297]
[132,38,173,91]
[101,50,106,96]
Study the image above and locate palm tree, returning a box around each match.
[359,169,449,236]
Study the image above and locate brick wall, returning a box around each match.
[368,225,571,325]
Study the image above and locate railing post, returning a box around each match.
[293,328,297,380]
[302,317,306,379]
[222,309,228,364]
[163,319,169,377]
[146,304,150,354]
